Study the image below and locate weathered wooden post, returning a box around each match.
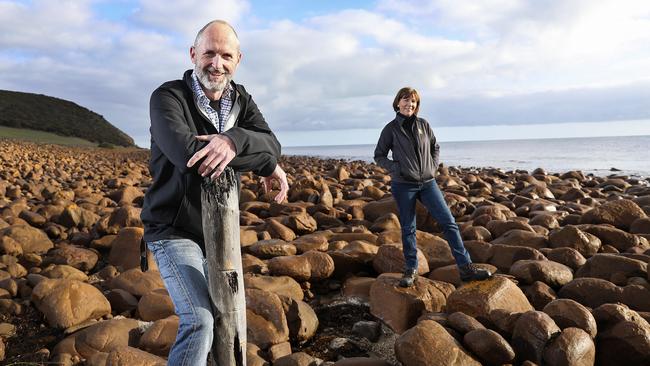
[201,167,246,366]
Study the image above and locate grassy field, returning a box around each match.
[0,126,98,146]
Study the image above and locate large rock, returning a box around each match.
[53,318,142,361]
[511,311,561,365]
[0,225,53,254]
[372,244,429,275]
[544,247,586,271]
[249,239,297,259]
[548,225,601,257]
[370,273,453,334]
[446,277,534,321]
[280,296,318,344]
[394,320,481,366]
[109,269,164,297]
[543,299,597,338]
[463,328,515,366]
[428,263,497,287]
[578,224,646,252]
[592,303,650,366]
[106,346,166,366]
[137,288,175,321]
[575,253,647,281]
[58,204,100,229]
[415,233,455,270]
[488,244,545,272]
[579,199,647,230]
[509,260,573,287]
[558,278,622,308]
[246,288,289,349]
[45,244,99,272]
[40,264,89,281]
[490,229,547,249]
[139,315,179,357]
[31,278,111,328]
[244,274,303,301]
[542,327,596,366]
[108,227,155,271]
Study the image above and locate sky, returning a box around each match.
[1,0,649,147]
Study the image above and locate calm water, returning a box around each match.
[283,135,650,178]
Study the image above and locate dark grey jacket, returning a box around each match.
[374,113,440,183]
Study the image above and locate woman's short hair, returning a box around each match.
[392,87,420,115]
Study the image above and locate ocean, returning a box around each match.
[283,135,650,178]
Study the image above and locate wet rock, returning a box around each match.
[463,328,515,366]
[509,260,573,287]
[542,327,595,366]
[446,277,534,321]
[352,320,382,342]
[511,311,561,364]
[548,225,601,257]
[542,299,597,338]
[370,273,453,334]
[31,278,111,328]
[394,320,481,366]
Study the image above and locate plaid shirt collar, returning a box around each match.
[191,71,234,133]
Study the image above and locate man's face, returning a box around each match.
[190,24,241,94]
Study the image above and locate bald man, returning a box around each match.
[141,20,288,365]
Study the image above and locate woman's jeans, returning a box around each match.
[147,239,213,366]
[391,180,472,271]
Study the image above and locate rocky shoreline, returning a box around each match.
[0,139,649,365]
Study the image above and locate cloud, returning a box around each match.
[0,0,649,148]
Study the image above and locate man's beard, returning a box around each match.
[195,65,231,93]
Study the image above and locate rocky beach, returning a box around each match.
[1,139,649,366]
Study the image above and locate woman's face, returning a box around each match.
[398,95,418,117]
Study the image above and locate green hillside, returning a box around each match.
[0,89,135,147]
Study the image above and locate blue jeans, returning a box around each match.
[147,239,213,366]
[391,180,472,271]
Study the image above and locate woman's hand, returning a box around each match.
[261,165,289,203]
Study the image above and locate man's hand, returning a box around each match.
[186,134,236,179]
[262,165,289,203]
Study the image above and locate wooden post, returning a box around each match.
[201,167,246,366]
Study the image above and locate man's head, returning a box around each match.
[190,20,242,95]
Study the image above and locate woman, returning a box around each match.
[374,87,492,287]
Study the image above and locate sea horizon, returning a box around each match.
[283,134,650,178]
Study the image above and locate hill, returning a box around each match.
[0,89,135,147]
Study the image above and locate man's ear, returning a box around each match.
[190,46,197,64]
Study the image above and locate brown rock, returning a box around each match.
[447,311,485,334]
[578,223,645,252]
[486,220,535,238]
[284,213,318,235]
[247,342,270,366]
[342,276,375,301]
[542,299,597,338]
[631,217,650,234]
[512,311,561,364]
[548,225,601,257]
[428,263,497,287]
[137,288,175,321]
[370,273,453,334]
[0,235,22,256]
[266,219,297,241]
[106,289,139,314]
[31,279,111,328]
[45,244,99,272]
[333,358,391,366]
[579,199,647,230]
[139,315,178,357]
[558,278,622,308]
[106,346,166,366]
[109,269,164,297]
[90,235,116,250]
[106,205,143,232]
[446,277,534,321]
[268,255,311,281]
[372,244,429,275]
[394,320,481,366]
[416,233,456,270]
[509,260,573,287]
[267,341,292,362]
[0,224,53,254]
[370,212,400,232]
[543,327,595,366]
[107,186,144,205]
[18,210,47,227]
[463,328,515,366]
[592,303,650,366]
[108,227,155,271]
[575,253,647,281]
[292,233,329,253]
[464,240,493,263]
[462,225,493,241]
[491,229,547,249]
[58,204,99,229]
[274,352,317,366]
[281,296,318,344]
[249,239,297,259]
[244,274,303,301]
[489,244,545,272]
[242,253,268,274]
[544,247,586,271]
[40,264,88,281]
[523,281,557,310]
[246,288,290,349]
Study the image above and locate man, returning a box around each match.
[140,20,289,365]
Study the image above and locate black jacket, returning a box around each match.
[374,113,440,183]
[141,70,280,248]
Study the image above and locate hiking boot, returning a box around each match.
[459,263,493,282]
[399,269,417,288]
